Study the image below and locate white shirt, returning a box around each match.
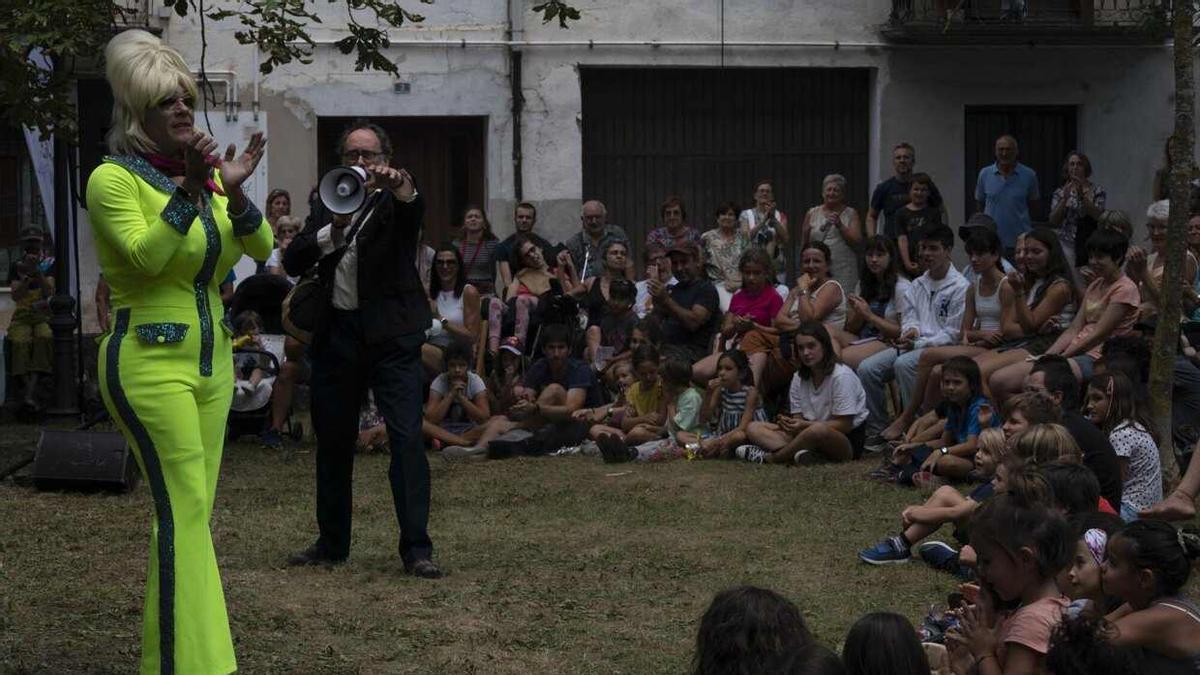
[635,276,678,318]
[315,188,418,310]
[788,363,869,429]
[902,265,971,349]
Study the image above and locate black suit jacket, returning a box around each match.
[283,187,431,347]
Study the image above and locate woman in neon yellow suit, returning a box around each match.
[86,30,272,674]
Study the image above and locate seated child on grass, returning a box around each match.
[1102,520,1200,671]
[698,350,767,459]
[422,341,490,449]
[874,356,1000,486]
[740,321,869,465]
[944,493,1072,675]
[597,359,702,463]
[574,344,665,445]
[1060,511,1124,620]
[858,426,1007,568]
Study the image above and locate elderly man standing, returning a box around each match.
[561,200,633,280]
[974,135,1040,260]
[283,119,441,578]
[867,142,945,239]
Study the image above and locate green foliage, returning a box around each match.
[3,0,580,140]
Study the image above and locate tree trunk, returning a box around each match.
[1148,0,1195,486]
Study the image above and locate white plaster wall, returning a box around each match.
[88,1,1192,262]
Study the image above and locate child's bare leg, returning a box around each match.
[771,422,852,463]
[589,424,625,441]
[746,421,791,452]
[624,424,663,445]
[902,486,967,543]
[423,420,470,447]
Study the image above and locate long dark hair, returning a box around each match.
[510,235,541,276]
[691,586,812,675]
[842,613,929,675]
[1023,228,1080,309]
[428,243,466,299]
[1111,521,1200,598]
[1088,371,1158,445]
[794,321,836,380]
[859,235,900,305]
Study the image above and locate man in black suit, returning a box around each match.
[282,120,441,577]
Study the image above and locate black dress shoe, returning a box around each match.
[286,543,346,567]
[405,558,444,579]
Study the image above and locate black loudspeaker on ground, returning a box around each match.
[31,429,140,492]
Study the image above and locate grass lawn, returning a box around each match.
[0,425,1012,673]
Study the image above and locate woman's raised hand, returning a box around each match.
[217,131,267,191]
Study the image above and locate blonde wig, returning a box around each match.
[104,30,197,155]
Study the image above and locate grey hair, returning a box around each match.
[822,174,847,191]
[1146,199,1170,222]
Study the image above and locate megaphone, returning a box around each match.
[318,165,369,215]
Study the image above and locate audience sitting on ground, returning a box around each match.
[597,358,703,463]
[424,243,482,374]
[584,277,637,372]
[741,322,869,465]
[491,233,576,355]
[944,493,1071,675]
[883,228,1009,438]
[423,341,490,451]
[1084,370,1163,522]
[697,350,767,459]
[842,612,930,675]
[874,356,1000,487]
[858,224,970,452]
[690,586,811,675]
[575,344,665,447]
[989,227,1139,403]
[693,247,782,383]
[837,235,910,370]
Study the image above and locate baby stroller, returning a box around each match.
[226,335,303,442]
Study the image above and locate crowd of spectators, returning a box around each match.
[212,133,1200,670]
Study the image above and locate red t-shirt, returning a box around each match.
[729,286,784,326]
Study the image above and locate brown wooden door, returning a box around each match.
[581,67,870,277]
[317,116,486,246]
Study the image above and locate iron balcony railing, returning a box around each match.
[882,0,1170,43]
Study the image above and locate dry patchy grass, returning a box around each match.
[1,426,993,673]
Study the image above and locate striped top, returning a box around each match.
[453,237,498,295]
[718,387,768,434]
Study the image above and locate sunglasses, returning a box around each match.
[156,94,195,110]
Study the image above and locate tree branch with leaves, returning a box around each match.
[4,0,581,140]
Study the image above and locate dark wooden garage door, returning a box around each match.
[581,67,870,277]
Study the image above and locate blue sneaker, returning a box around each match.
[918,541,974,579]
[260,427,283,449]
[858,536,911,565]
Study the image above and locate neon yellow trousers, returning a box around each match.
[99,306,236,675]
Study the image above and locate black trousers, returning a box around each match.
[309,309,431,562]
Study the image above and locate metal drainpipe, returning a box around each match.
[506,0,524,202]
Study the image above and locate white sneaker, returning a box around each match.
[441,445,487,462]
[734,444,767,464]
